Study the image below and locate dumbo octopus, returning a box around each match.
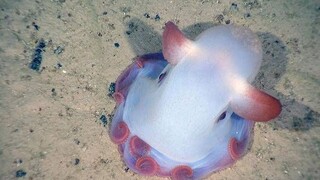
[109,21,281,180]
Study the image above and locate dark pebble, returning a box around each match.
[16,170,27,177]
[100,115,108,126]
[56,63,63,68]
[126,22,138,35]
[74,158,80,165]
[74,138,80,145]
[29,39,46,71]
[32,22,40,31]
[225,20,231,24]
[54,46,64,54]
[108,82,116,96]
[51,88,57,96]
[216,14,224,23]
[230,3,238,11]
[114,43,120,48]
[155,14,160,21]
[144,13,150,18]
[244,13,251,18]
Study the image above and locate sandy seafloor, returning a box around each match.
[0,0,319,179]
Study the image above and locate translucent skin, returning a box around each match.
[110,53,254,179]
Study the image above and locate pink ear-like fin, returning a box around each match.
[231,85,281,122]
[162,21,191,65]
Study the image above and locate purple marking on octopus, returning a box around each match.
[109,21,281,179]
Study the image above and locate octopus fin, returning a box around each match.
[231,84,281,122]
[162,21,192,65]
